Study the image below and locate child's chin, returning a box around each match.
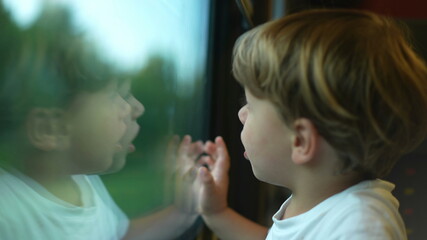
[101,159,127,174]
[128,143,135,153]
[114,143,124,152]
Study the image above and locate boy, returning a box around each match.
[196,9,427,239]
[0,5,201,240]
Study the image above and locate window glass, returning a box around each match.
[2,0,211,217]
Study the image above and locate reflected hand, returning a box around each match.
[165,135,204,214]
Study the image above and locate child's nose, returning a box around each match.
[238,106,247,124]
[131,97,145,120]
[120,99,131,119]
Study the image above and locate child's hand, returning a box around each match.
[165,135,204,214]
[195,136,230,216]
[125,136,204,240]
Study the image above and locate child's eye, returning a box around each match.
[120,92,133,102]
[123,93,133,101]
[109,91,120,99]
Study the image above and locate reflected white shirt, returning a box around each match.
[0,167,129,240]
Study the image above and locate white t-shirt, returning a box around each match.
[266,179,407,240]
[0,167,129,240]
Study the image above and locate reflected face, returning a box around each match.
[66,81,131,174]
[238,88,294,185]
[105,80,145,173]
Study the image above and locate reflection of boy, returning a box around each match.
[0,8,200,240]
[196,9,427,240]
[104,79,145,174]
[0,12,133,239]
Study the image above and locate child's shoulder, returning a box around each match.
[268,180,407,239]
[334,179,397,212]
[325,179,405,238]
[0,167,31,215]
[0,165,19,185]
[341,179,395,203]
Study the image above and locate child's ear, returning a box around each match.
[26,108,70,151]
[291,118,319,165]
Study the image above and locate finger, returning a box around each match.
[215,136,230,162]
[165,135,180,160]
[196,166,214,187]
[196,155,214,171]
[203,140,213,152]
[190,140,204,158]
[212,136,231,176]
[177,135,191,159]
[215,136,229,159]
[195,140,204,154]
[164,135,180,174]
[181,166,198,182]
[167,135,180,151]
[204,140,217,159]
[178,140,204,171]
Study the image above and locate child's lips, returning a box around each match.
[128,143,135,153]
[127,125,140,153]
[244,151,248,159]
[115,143,124,152]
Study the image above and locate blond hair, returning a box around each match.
[233,9,427,178]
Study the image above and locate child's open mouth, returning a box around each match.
[114,143,124,152]
[128,143,135,153]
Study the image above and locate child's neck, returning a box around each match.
[33,173,83,206]
[18,152,84,207]
[282,172,363,220]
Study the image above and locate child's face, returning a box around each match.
[238,88,295,186]
[65,81,131,174]
[106,80,145,173]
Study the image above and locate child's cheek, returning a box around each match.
[240,125,252,148]
[102,114,126,144]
